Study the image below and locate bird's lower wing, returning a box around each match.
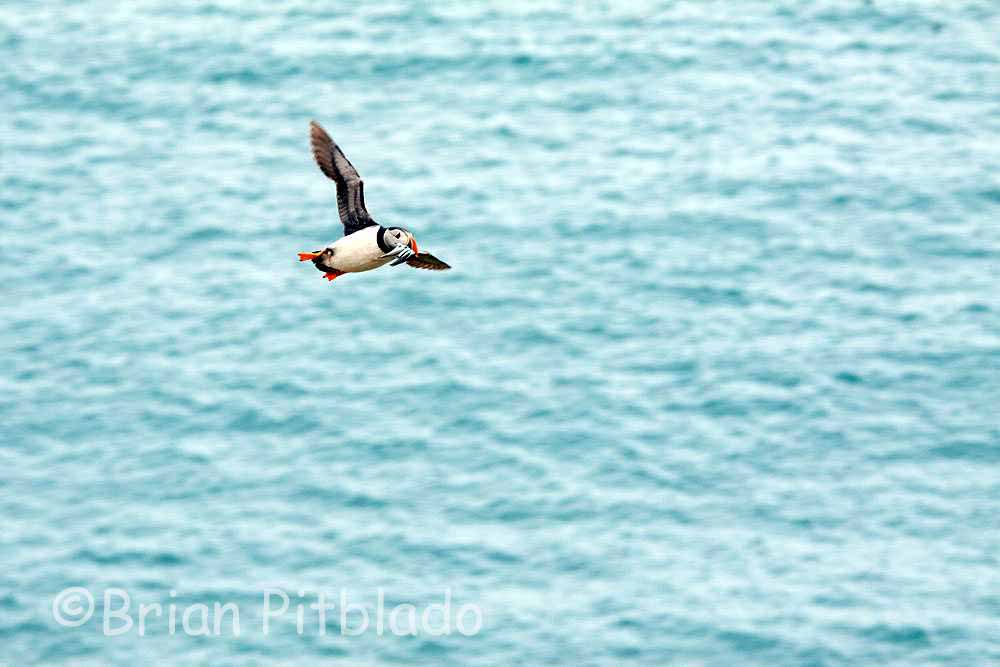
[406,252,451,271]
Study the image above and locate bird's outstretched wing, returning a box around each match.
[310,120,376,236]
[406,252,451,271]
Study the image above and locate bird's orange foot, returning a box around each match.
[324,271,342,281]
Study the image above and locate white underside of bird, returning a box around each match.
[320,226,398,273]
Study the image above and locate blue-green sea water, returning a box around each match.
[2,1,999,665]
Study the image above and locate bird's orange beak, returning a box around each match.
[409,238,419,254]
[298,252,321,261]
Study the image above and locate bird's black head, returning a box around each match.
[384,227,418,254]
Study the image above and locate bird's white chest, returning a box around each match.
[327,226,392,273]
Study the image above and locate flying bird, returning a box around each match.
[298,121,451,282]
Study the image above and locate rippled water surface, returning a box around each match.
[2,1,999,665]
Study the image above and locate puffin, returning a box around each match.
[298,120,451,282]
